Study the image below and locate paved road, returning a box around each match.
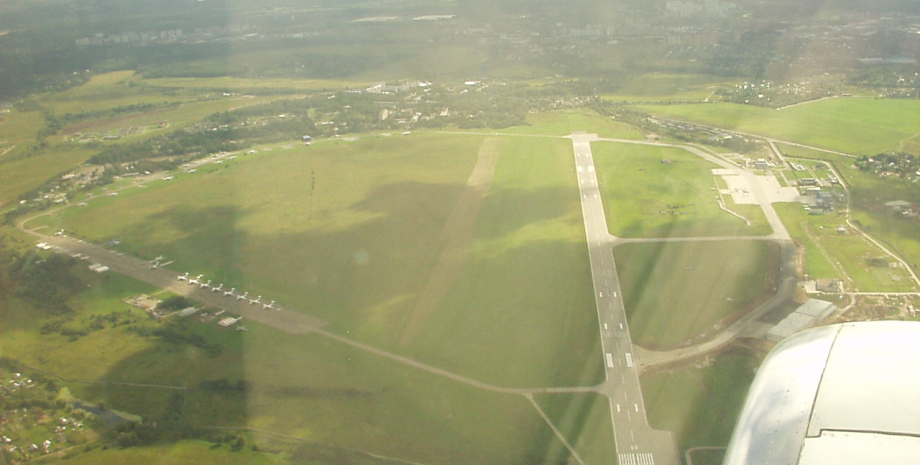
[570,132,679,465]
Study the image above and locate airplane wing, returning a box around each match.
[724,321,920,465]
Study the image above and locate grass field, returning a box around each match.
[773,203,840,280]
[17,128,609,462]
[641,346,758,456]
[60,95,286,136]
[143,76,370,91]
[495,108,647,139]
[638,98,920,156]
[0,109,41,143]
[401,136,604,388]
[592,142,770,238]
[601,73,739,102]
[40,440,277,464]
[0,149,96,207]
[777,144,920,288]
[614,241,775,349]
[534,393,617,465]
[40,83,200,116]
[3,251,590,464]
[52,131,602,390]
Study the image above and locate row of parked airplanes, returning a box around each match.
[176,271,279,311]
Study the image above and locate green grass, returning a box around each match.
[852,210,920,283]
[497,108,647,139]
[639,98,920,156]
[778,144,920,287]
[774,203,917,292]
[641,347,757,456]
[593,142,770,237]
[56,134,481,329]
[614,241,775,349]
[1,272,160,378]
[55,95,286,140]
[774,203,839,280]
[42,440,277,464]
[41,85,198,116]
[0,108,42,144]
[143,76,369,91]
[223,326,572,464]
[403,136,604,388]
[22,129,607,462]
[0,149,96,207]
[533,393,617,465]
[440,107,646,139]
[602,73,740,102]
[3,259,578,464]
[55,131,603,389]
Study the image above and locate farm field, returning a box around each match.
[638,98,920,156]
[592,142,770,238]
[614,240,776,349]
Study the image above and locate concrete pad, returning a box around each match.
[758,175,800,203]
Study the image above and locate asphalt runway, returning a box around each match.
[570,132,679,465]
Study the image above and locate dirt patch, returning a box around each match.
[398,137,500,345]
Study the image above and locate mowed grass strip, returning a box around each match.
[402,136,605,388]
[615,241,775,349]
[593,142,769,238]
[638,98,920,155]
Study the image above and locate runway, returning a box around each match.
[570,132,679,465]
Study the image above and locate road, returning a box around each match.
[571,132,679,465]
